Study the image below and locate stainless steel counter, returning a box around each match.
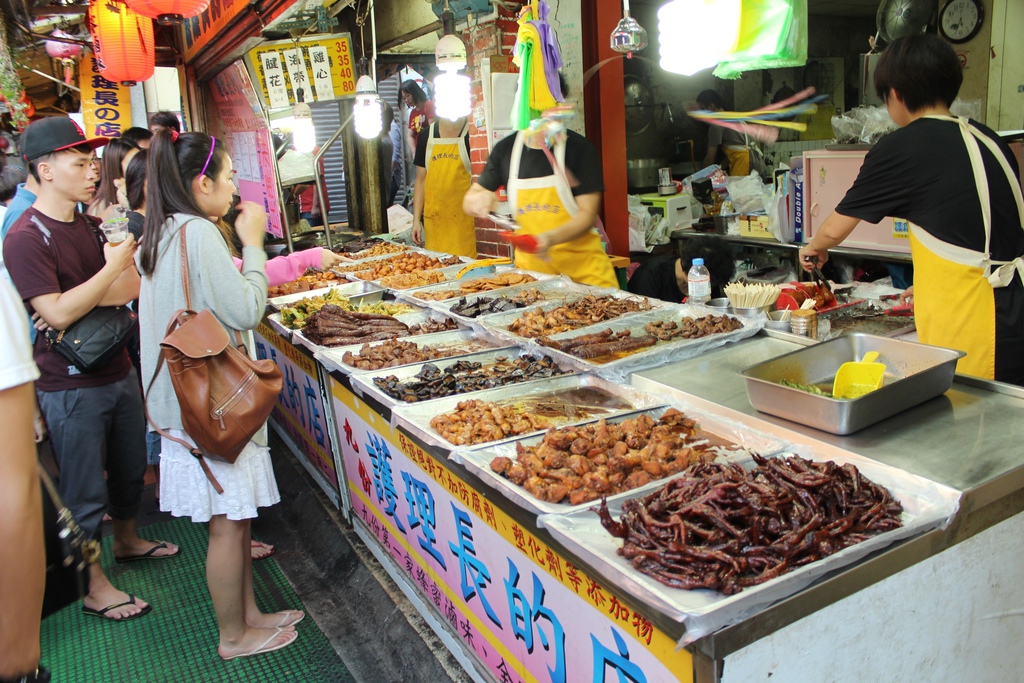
[632,333,1024,662]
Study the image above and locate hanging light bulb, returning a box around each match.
[292,97,316,154]
[434,9,471,121]
[610,0,648,58]
[658,0,741,76]
[354,75,382,139]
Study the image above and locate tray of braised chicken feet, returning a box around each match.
[455,400,787,518]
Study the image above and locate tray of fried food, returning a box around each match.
[455,403,780,517]
[523,305,761,381]
[276,289,410,330]
[478,290,661,341]
[401,269,550,303]
[291,307,459,353]
[393,374,664,451]
[332,238,410,260]
[417,277,585,322]
[315,329,511,375]
[351,348,576,408]
[267,267,352,299]
[377,264,480,291]
[537,447,959,643]
[344,252,470,282]
[269,279,384,311]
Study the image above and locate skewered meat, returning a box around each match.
[597,454,903,595]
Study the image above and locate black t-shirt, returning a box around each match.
[414,122,471,169]
[3,207,132,391]
[836,118,1023,261]
[627,254,684,303]
[476,129,604,196]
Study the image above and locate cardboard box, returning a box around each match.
[739,215,775,240]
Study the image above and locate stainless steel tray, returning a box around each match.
[271,291,408,334]
[374,263,494,291]
[290,308,455,354]
[265,312,293,340]
[739,333,965,435]
[457,403,788,518]
[346,260,482,287]
[424,277,589,324]
[476,290,666,342]
[315,329,512,376]
[393,374,666,451]
[268,279,384,310]
[396,269,560,306]
[349,348,578,409]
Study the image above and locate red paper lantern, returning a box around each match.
[125,0,209,25]
[88,0,155,86]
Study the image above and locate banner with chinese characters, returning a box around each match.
[180,0,252,64]
[329,376,693,683]
[208,62,284,237]
[255,323,338,498]
[80,54,133,139]
[244,34,357,111]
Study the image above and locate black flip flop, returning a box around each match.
[82,594,152,621]
[114,540,180,563]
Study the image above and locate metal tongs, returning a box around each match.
[488,211,519,231]
[802,255,835,304]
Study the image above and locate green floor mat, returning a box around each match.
[40,518,354,683]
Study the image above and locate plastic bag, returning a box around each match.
[831,106,896,144]
[950,98,982,121]
[726,173,771,215]
[714,0,808,79]
[628,195,656,253]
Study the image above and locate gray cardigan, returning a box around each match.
[139,213,268,435]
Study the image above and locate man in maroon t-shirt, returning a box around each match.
[3,117,179,622]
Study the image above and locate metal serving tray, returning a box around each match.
[268,279,384,311]
[265,312,293,340]
[373,263,494,291]
[739,333,965,435]
[290,308,456,354]
[396,269,560,306]
[271,291,403,336]
[523,305,761,382]
[425,278,590,324]
[457,403,788,519]
[315,329,512,376]
[392,374,666,451]
[350,348,578,409]
[476,290,666,343]
[346,260,482,287]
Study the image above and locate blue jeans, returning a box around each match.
[36,370,146,539]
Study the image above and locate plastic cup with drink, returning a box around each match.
[101,216,130,246]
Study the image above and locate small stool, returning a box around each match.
[608,255,631,290]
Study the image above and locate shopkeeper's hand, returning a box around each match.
[235,201,268,248]
[412,220,425,246]
[320,249,345,270]
[899,286,914,306]
[798,245,828,272]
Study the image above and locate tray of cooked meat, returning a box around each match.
[455,402,789,518]
[290,307,460,354]
[275,289,413,330]
[398,269,553,304]
[315,330,511,375]
[431,278,589,324]
[518,304,763,383]
[478,292,662,341]
[266,267,354,299]
[376,264,484,291]
[343,252,471,283]
[332,238,410,259]
[392,374,666,451]
[268,279,384,311]
[350,349,576,409]
[538,446,960,644]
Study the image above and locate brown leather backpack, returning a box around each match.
[146,223,282,493]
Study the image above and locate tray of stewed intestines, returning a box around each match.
[408,276,596,324]
[290,307,464,354]
[447,399,790,519]
[513,304,765,383]
[391,373,671,452]
[348,347,580,410]
[314,328,514,377]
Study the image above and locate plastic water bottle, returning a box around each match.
[687,258,711,305]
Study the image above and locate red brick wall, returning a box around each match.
[463,2,525,258]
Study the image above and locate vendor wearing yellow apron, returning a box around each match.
[412,119,478,258]
[505,132,617,288]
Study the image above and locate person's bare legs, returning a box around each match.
[240,520,303,628]
[209,515,296,658]
[82,559,149,619]
[0,382,44,677]
[111,516,179,559]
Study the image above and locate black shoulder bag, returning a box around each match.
[39,465,99,617]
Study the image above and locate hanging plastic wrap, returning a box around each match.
[713,0,808,79]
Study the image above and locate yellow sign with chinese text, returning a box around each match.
[80,55,133,139]
[244,34,357,111]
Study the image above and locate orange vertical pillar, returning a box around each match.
[582,0,628,258]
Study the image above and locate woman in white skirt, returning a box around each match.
[137,130,302,660]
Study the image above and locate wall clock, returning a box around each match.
[939,0,985,44]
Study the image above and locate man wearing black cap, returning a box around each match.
[3,117,179,622]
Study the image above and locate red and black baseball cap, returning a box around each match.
[21,117,109,162]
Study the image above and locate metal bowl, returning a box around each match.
[733,304,772,317]
[707,298,733,313]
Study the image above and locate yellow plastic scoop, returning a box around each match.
[832,351,885,399]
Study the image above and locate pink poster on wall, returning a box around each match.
[208,61,284,238]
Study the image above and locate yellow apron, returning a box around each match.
[909,116,1024,380]
[506,132,618,288]
[423,121,478,258]
[723,145,751,176]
